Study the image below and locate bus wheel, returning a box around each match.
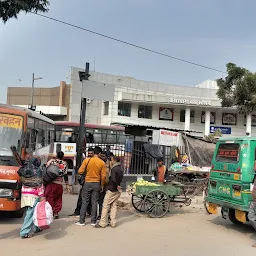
[11,208,25,218]
[228,209,243,225]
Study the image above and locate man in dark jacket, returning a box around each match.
[96,155,123,228]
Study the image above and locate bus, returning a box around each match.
[53,121,128,173]
[0,104,55,217]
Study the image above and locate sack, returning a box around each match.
[33,200,53,230]
[78,158,91,186]
[42,164,61,185]
[18,158,43,187]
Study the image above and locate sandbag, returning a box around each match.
[33,200,53,230]
[42,164,61,184]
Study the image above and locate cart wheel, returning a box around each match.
[144,190,170,218]
[184,198,192,206]
[132,194,147,212]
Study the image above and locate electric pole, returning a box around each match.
[76,63,90,172]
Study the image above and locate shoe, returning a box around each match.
[95,224,104,228]
[91,222,96,227]
[69,213,80,217]
[75,221,85,226]
[252,243,256,248]
[54,214,59,219]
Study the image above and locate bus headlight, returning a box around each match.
[0,189,12,197]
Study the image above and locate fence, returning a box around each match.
[85,142,186,176]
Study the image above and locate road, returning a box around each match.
[0,194,256,256]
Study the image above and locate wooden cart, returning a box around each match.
[130,178,208,218]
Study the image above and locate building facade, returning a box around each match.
[7,81,70,121]
[6,67,254,137]
[70,67,253,137]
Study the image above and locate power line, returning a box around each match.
[33,12,226,74]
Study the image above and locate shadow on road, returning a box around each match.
[0,215,74,240]
[210,215,256,244]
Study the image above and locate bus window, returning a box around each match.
[93,129,102,143]
[117,131,126,144]
[105,130,117,144]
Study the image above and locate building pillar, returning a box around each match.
[185,107,190,131]
[246,113,252,136]
[204,110,211,136]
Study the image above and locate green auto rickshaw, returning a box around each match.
[206,137,255,225]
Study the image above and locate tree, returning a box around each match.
[217,63,256,115]
[0,0,50,23]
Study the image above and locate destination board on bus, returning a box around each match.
[0,113,23,129]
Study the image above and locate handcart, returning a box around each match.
[130,178,208,218]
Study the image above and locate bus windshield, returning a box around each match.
[56,130,77,143]
[0,113,23,166]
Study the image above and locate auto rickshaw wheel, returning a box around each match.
[228,208,243,225]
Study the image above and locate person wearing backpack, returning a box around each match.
[19,157,45,239]
[45,151,67,219]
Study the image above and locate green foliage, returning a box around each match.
[217,62,256,114]
[204,129,222,143]
[0,0,49,23]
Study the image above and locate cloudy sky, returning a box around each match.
[1,0,256,103]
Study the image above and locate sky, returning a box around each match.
[1,0,256,103]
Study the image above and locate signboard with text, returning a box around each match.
[159,107,173,121]
[152,129,179,146]
[210,126,231,135]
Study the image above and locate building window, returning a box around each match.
[138,105,152,119]
[104,101,109,115]
[201,111,216,124]
[180,109,195,123]
[190,110,195,123]
[180,110,185,122]
[118,102,131,117]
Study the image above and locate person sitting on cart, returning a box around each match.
[152,157,168,183]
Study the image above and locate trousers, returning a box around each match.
[20,198,40,237]
[80,182,100,224]
[45,183,63,214]
[99,190,121,227]
[74,185,91,215]
[248,202,256,230]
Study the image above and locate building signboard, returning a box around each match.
[169,98,211,106]
[152,129,179,146]
[159,107,173,121]
[222,113,237,125]
[210,126,231,135]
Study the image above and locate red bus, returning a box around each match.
[53,121,128,173]
[0,104,55,217]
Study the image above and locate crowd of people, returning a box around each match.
[19,145,124,238]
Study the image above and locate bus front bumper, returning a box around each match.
[0,198,21,212]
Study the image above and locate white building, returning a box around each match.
[70,67,254,138]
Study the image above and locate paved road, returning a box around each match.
[0,194,256,256]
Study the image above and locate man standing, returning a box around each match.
[96,155,123,228]
[69,147,94,217]
[76,146,106,226]
[152,157,168,183]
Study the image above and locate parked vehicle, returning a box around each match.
[0,104,54,217]
[206,137,255,225]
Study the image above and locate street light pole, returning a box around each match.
[30,73,42,110]
[31,73,35,108]
[76,63,90,172]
